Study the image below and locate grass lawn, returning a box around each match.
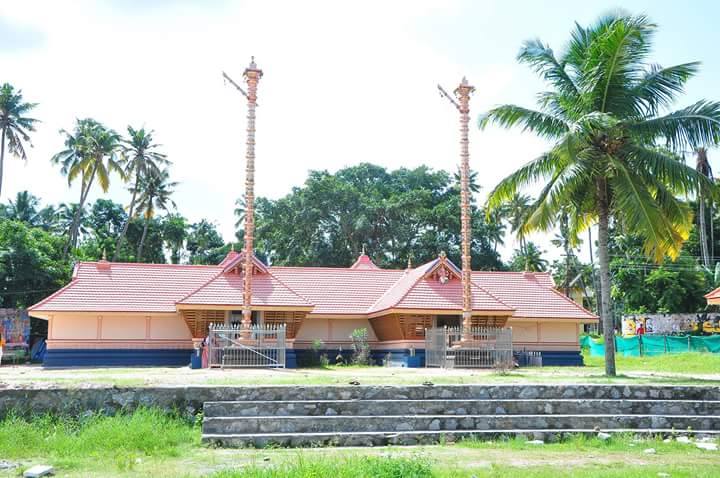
[2,351,720,388]
[0,409,718,477]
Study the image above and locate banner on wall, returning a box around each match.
[0,309,30,346]
[622,313,720,336]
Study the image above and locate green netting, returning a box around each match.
[615,336,641,356]
[640,335,667,356]
[666,335,691,353]
[583,334,720,356]
[588,338,605,357]
[691,335,720,353]
[579,335,592,349]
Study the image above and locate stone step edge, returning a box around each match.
[202,428,720,441]
[203,413,719,421]
[204,399,720,405]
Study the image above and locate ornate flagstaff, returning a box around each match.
[438,77,475,335]
[456,78,475,334]
[241,57,263,331]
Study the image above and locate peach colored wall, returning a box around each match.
[52,316,98,340]
[509,322,538,342]
[102,316,146,340]
[47,312,193,349]
[151,315,193,340]
[539,321,578,342]
[294,318,378,343]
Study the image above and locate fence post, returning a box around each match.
[664,335,667,353]
[639,335,643,356]
[688,335,691,352]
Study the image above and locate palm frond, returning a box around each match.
[478,104,570,139]
[629,62,700,116]
[517,39,580,99]
[628,100,720,151]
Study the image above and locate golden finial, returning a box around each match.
[439,250,447,259]
[102,249,107,261]
[407,256,412,269]
[231,243,235,252]
[361,244,366,255]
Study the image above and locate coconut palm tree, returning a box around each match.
[113,126,169,261]
[0,83,39,198]
[480,14,720,376]
[134,168,177,261]
[5,190,39,224]
[52,119,124,255]
[510,242,548,272]
[501,193,532,254]
[55,202,87,242]
[695,147,713,268]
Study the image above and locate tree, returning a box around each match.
[480,14,720,376]
[0,83,39,197]
[54,203,87,247]
[186,219,225,265]
[4,191,39,225]
[0,220,71,308]
[113,127,169,261]
[134,169,177,261]
[509,241,548,272]
[163,214,188,264]
[52,119,124,255]
[500,193,532,255]
[243,163,504,270]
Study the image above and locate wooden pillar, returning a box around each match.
[242,57,263,331]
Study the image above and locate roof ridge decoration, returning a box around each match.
[221,250,269,275]
[423,251,461,284]
[350,248,381,270]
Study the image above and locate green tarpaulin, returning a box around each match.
[580,334,720,357]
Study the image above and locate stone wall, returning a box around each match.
[1,384,719,418]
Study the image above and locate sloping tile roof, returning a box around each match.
[269,267,404,315]
[177,271,312,308]
[366,258,513,314]
[472,271,596,319]
[29,262,221,313]
[29,253,596,320]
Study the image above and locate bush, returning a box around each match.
[350,328,371,365]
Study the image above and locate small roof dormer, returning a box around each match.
[350,246,381,270]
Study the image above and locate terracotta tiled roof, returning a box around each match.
[472,271,596,319]
[367,258,512,314]
[270,267,404,315]
[29,255,596,321]
[704,286,720,300]
[178,271,312,308]
[29,262,221,313]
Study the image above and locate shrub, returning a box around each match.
[350,328,371,365]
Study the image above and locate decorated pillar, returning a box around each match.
[455,77,475,334]
[242,57,263,331]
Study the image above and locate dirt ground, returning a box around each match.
[1,363,719,389]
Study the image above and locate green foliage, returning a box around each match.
[0,408,197,471]
[186,219,226,265]
[350,328,371,365]
[213,455,433,478]
[0,83,39,196]
[610,232,708,313]
[247,163,504,269]
[509,241,548,272]
[0,219,71,308]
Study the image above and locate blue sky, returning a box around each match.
[1,0,718,262]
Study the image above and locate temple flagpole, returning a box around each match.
[439,77,475,335]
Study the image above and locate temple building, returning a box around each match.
[29,250,597,367]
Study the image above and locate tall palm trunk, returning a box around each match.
[64,161,98,256]
[0,127,6,198]
[588,227,602,320]
[137,217,149,262]
[597,179,616,377]
[113,169,140,261]
[699,197,710,268]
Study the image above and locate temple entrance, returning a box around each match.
[207,323,286,368]
[425,326,512,368]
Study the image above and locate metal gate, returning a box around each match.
[425,326,513,368]
[207,323,286,368]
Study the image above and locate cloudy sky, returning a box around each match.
[1,0,719,262]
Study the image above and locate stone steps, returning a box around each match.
[204,399,720,417]
[200,385,720,447]
[202,414,720,435]
[203,428,720,448]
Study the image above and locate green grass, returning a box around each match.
[0,410,718,477]
[583,351,720,374]
[0,408,199,472]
